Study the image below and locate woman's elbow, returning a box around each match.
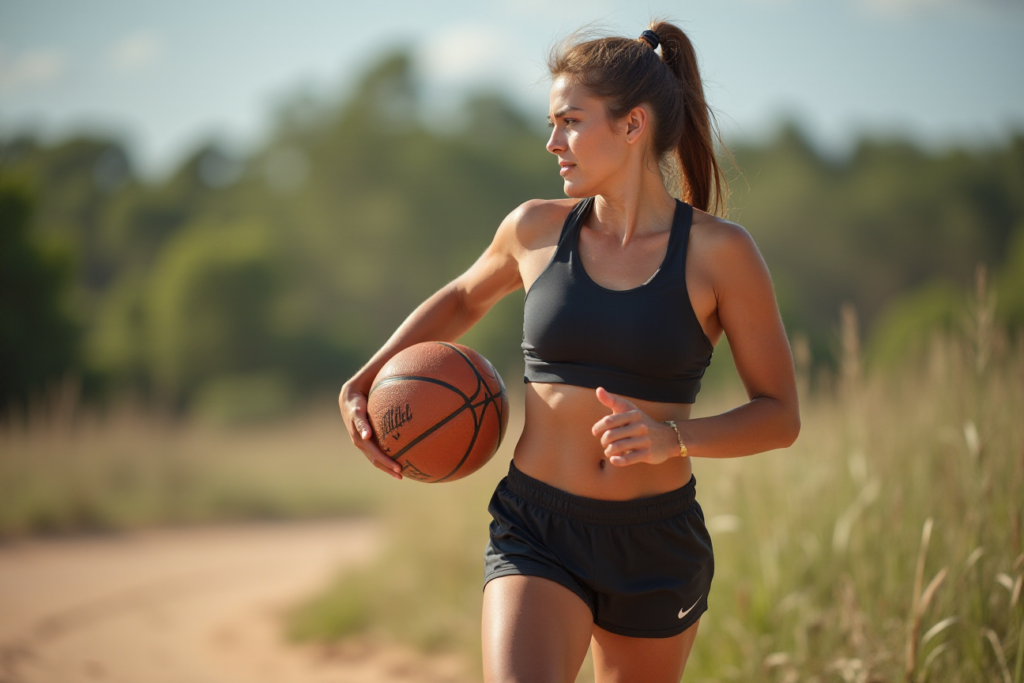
[779,404,801,448]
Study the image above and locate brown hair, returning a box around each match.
[548,20,730,216]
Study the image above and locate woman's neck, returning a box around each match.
[589,172,677,246]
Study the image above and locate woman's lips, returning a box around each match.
[559,163,575,176]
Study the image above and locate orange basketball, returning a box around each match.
[366,341,510,483]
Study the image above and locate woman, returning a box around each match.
[340,21,799,682]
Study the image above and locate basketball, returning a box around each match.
[366,341,510,483]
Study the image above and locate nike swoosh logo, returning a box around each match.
[677,594,703,620]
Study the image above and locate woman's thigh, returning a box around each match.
[591,618,700,683]
[482,574,594,683]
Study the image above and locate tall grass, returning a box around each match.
[684,274,1022,682]
[290,275,1023,682]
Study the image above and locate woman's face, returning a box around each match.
[546,76,631,198]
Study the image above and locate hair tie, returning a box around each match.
[638,30,660,50]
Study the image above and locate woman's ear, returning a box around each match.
[623,105,649,145]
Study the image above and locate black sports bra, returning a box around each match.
[521,196,713,404]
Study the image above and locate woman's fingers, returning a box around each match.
[608,450,652,466]
[592,409,642,437]
[599,421,647,448]
[371,455,403,480]
[609,452,649,466]
[591,388,670,465]
[347,395,372,436]
[604,435,650,457]
[353,414,372,440]
[354,425,403,478]
[340,385,403,479]
[349,402,373,442]
[359,434,403,479]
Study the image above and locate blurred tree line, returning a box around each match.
[2,51,1022,419]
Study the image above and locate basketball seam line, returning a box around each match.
[390,402,472,466]
[438,342,507,447]
[435,343,504,482]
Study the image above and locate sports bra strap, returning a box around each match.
[554,197,592,252]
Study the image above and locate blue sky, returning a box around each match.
[2,0,1022,178]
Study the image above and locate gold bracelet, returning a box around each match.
[662,420,689,458]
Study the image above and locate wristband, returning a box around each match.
[662,420,689,458]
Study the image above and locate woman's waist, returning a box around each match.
[511,443,694,501]
[513,382,694,500]
[500,459,698,524]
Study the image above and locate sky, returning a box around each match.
[2,0,1023,179]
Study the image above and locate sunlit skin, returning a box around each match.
[339,74,799,682]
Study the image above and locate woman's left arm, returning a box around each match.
[593,223,800,464]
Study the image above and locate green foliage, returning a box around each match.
[192,372,295,425]
[148,222,283,400]
[0,180,79,410]
[996,223,1024,329]
[866,280,965,367]
[2,51,1022,415]
[86,272,151,387]
[730,123,1024,365]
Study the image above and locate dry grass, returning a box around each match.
[0,396,389,538]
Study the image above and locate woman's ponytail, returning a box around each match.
[650,21,729,216]
[548,20,731,216]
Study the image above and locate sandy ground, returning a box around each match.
[0,519,474,683]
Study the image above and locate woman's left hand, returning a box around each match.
[591,386,680,466]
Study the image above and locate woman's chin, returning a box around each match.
[561,180,590,198]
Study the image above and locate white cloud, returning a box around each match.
[417,23,511,86]
[108,31,162,73]
[0,46,66,94]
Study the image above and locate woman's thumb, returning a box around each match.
[596,386,629,413]
[596,386,615,407]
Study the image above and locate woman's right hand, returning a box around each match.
[339,381,404,480]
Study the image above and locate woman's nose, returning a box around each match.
[546,128,564,155]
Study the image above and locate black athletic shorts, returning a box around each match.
[483,460,714,638]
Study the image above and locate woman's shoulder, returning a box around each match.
[501,197,583,253]
[511,197,581,231]
[688,207,770,288]
[689,207,760,260]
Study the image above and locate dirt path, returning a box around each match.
[0,519,473,683]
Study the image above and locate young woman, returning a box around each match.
[340,21,799,683]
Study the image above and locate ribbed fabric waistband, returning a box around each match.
[504,460,697,525]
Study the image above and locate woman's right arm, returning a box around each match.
[339,200,540,479]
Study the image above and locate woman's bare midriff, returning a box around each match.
[512,381,694,501]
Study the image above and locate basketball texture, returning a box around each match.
[366,341,509,483]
